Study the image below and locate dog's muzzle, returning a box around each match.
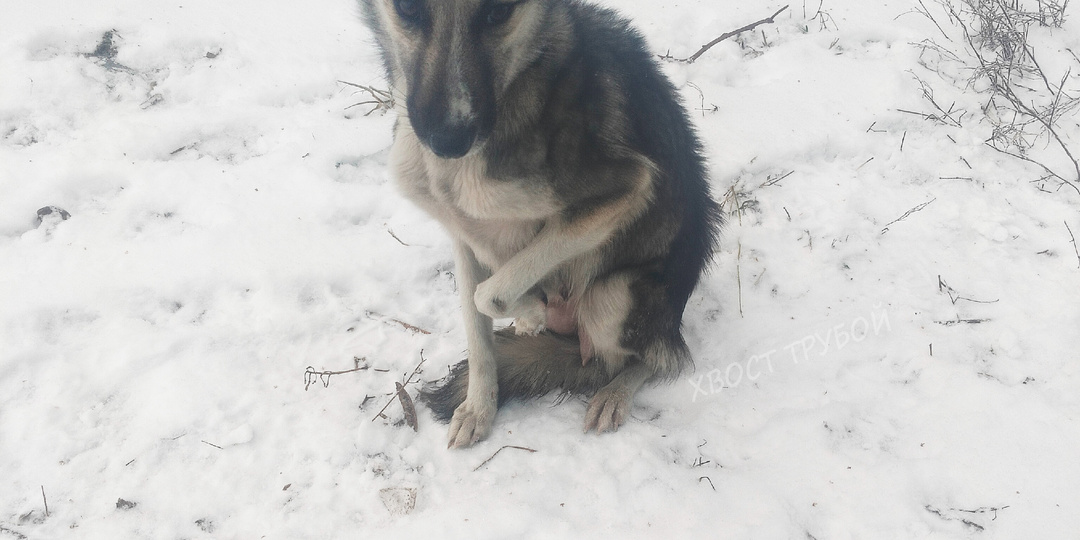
[425,122,478,159]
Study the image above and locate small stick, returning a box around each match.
[1068,48,1080,66]
[881,198,936,234]
[984,143,1080,196]
[41,486,49,517]
[938,275,999,305]
[368,311,432,335]
[914,0,952,41]
[201,440,223,450]
[924,505,985,531]
[753,268,768,287]
[759,170,794,188]
[0,526,27,540]
[736,241,744,318]
[305,360,371,391]
[387,228,410,247]
[337,80,396,115]
[371,352,427,423]
[389,318,431,335]
[935,318,992,326]
[896,108,938,121]
[698,476,717,491]
[1063,220,1080,268]
[724,185,747,318]
[473,445,538,471]
[668,5,790,64]
[338,80,393,99]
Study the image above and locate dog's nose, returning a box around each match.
[426,123,478,159]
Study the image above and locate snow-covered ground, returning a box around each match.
[2,0,1079,537]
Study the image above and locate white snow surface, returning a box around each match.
[2,0,1079,538]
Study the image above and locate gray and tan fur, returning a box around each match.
[359,0,722,447]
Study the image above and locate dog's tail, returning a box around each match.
[420,328,614,422]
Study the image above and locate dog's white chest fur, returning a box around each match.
[391,123,558,269]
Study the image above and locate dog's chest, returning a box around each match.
[392,128,558,268]
[425,152,556,220]
[427,156,556,267]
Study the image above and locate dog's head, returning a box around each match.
[361,0,559,159]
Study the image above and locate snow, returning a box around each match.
[2,0,1079,538]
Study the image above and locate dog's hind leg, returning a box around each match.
[447,240,499,448]
[578,271,692,433]
[575,271,647,433]
[583,359,652,433]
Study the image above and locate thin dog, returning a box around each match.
[359,0,722,448]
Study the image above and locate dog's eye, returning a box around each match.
[484,2,515,26]
[394,0,423,23]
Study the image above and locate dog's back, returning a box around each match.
[566,1,720,336]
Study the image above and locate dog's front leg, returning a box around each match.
[473,219,609,321]
[475,215,634,320]
[474,163,653,320]
[448,241,498,448]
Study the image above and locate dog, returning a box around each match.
[359,0,722,448]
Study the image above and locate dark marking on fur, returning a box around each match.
[421,327,614,421]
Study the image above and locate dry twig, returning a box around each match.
[941,0,1080,195]
[0,526,27,540]
[935,317,992,325]
[721,185,748,318]
[371,352,426,423]
[661,5,790,64]
[938,275,999,305]
[338,80,396,115]
[473,445,538,471]
[1066,220,1080,268]
[366,311,432,335]
[305,357,371,391]
[881,198,937,234]
[387,228,410,247]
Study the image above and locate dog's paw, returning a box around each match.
[512,297,547,336]
[514,316,546,336]
[447,394,497,448]
[583,384,633,434]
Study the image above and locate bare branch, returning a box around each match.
[881,198,937,234]
[473,445,538,471]
[371,352,427,423]
[1066,220,1080,268]
[305,359,371,391]
[662,5,790,64]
